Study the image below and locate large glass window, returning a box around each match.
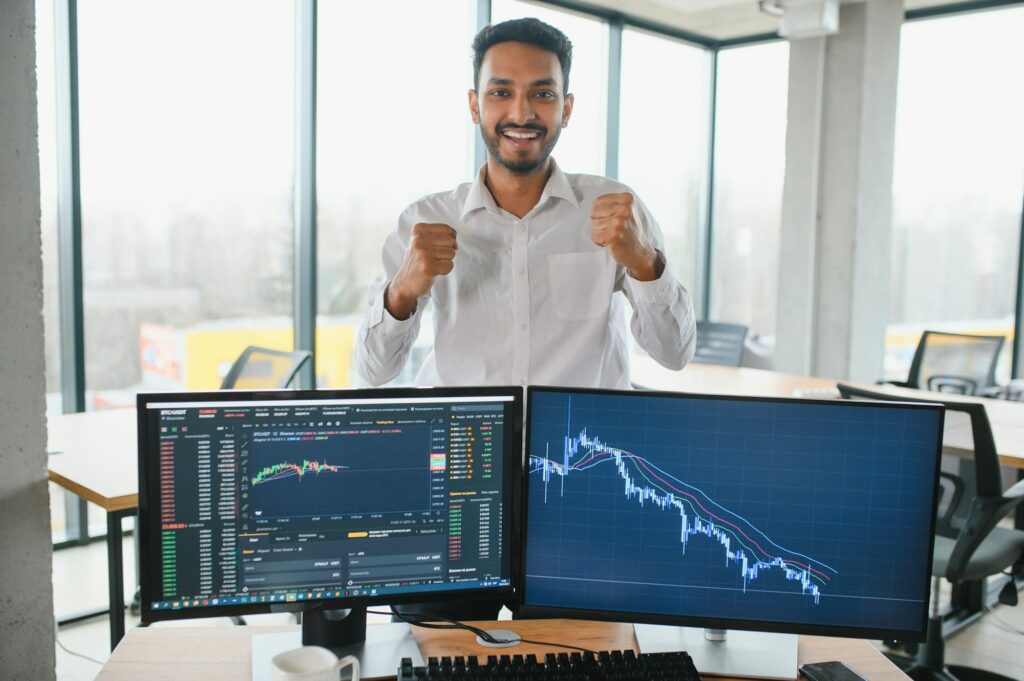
[77,0,295,408]
[710,41,789,340]
[491,0,608,176]
[37,0,61,415]
[888,7,1024,382]
[618,28,711,294]
[316,1,478,387]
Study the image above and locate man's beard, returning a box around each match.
[482,123,562,175]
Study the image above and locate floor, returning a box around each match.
[53,535,1024,680]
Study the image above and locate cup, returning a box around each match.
[270,646,361,681]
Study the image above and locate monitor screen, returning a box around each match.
[138,386,521,623]
[521,387,944,641]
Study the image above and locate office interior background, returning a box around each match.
[2,0,1024,678]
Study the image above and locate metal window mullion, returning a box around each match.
[604,20,623,180]
[474,0,491,172]
[294,0,317,389]
[55,0,89,545]
[696,49,718,322]
[1013,190,1024,379]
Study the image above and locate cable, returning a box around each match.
[55,633,106,666]
[373,608,598,654]
[984,603,1024,636]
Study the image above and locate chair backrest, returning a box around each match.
[836,382,1017,580]
[907,331,1005,394]
[220,346,313,390]
[693,321,748,367]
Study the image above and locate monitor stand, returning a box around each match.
[251,606,424,681]
[634,624,798,680]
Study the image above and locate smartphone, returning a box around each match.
[799,661,868,681]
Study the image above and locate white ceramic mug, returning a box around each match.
[270,646,361,681]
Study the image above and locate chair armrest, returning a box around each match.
[1004,478,1024,499]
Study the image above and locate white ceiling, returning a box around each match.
[555,0,1014,41]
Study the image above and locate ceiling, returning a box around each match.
[545,0,1019,42]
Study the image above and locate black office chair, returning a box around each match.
[837,382,1024,681]
[693,321,748,367]
[893,331,1005,397]
[221,346,313,390]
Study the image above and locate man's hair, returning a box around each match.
[472,18,573,94]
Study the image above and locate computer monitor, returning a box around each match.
[138,386,522,670]
[521,387,944,679]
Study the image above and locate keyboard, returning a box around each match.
[397,650,702,681]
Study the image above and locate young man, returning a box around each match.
[355,18,696,392]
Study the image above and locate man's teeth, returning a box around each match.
[503,130,539,139]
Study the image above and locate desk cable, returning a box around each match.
[54,616,106,666]
[373,608,598,654]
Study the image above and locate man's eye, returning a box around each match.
[489,90,509,97]
[536,91,555,99]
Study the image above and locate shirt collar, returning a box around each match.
[460,158,581,221]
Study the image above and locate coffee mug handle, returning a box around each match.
[336,654,360,681]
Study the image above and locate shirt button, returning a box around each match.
[520,323,527,331]
[519,266,526,275]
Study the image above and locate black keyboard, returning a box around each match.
[397,650,702,681]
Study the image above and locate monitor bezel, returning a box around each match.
[518,385,944,643]
[138,385,523,625]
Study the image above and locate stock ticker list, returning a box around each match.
[152,399,508,610]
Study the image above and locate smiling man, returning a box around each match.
[356,16,695,622]
[356,18,695,394]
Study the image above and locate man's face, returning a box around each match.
[469,41,574,176]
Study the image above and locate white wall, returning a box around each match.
[0,0,57,677]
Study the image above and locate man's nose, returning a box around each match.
[508,94,536,125]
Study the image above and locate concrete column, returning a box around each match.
[774,0,903,381]
[0,0,57,678]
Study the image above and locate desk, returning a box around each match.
[840,382,1024,470]
[95,622,908,681]
[630,357,838,397]
[48,407,138,650]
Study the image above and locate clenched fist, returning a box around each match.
[590,193,661,281]
[386,223,457,320]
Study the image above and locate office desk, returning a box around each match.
[630,357,838,397]
[95,622,908,681]
[841,382,1024,469]
[48,407,138,650]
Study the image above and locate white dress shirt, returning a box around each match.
[355,160,696,390]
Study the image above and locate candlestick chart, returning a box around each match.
[523,389,942,632]
[247,424,437,519]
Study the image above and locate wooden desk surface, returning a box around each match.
[47,407,138,512]
[96,622,907,681]
[630,358,838,398]
[842,382,1024,469]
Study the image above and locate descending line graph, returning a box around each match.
[529,399,838,604]
[251,459,348,486]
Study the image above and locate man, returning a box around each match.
[356,17,695,390]
[356,18,696,618]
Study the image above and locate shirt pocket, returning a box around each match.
[547,251,614,322]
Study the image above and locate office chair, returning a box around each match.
[693,321,748,367]
[837,383,1024,681]
[220,346,313,390]
[893,331,1005,397]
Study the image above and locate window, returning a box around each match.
[618,28,711,294]
[491,0,608,176]
[36,0,61,415]
[316,1,478,387]
[888,7,1024,382]
[710,41,789,339]
[77,0,296,408]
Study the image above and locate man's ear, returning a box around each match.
[468,89,481,124]
[561,92,574,128]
